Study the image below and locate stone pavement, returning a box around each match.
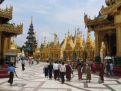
[0,62,121,91]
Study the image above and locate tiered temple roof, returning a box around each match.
[84,0,121,32]
[0,6,12,20]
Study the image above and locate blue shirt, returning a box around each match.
[8,66,15,73]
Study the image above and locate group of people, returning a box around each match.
[43,60,115,84]
[43,61,73,84]
[7,57,38,86]
[7,57,114,86]
[43,60,93,84]
[76,62,92,83]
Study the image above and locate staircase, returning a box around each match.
[0,64,9,78]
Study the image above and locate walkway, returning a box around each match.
[0,62,121,91]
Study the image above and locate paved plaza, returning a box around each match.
[0,62,121,91]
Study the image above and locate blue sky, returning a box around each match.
[1,0,105,46]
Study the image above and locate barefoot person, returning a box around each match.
[8,64,18,86]
[86,64,91,83]
[60,62,66,84]
[48,62,53,80]
[66,63,72,81]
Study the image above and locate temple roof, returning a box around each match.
[84,0,121,28]
[0,23,23,34]
[100,0,121,16]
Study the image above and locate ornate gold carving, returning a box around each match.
[0,24,23,34]
[0,6,13,19]
[100,1,121,15]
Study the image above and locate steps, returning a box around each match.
[0,64,9,78]
[113,67,121,76]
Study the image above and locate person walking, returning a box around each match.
[28,58,32,66]
[53,61,59,80]
[66,63,72,81]
[106,62,110,77]
[82,63,86,74]
[60,62,66,84]
[43,61,49,78]
[21,57,25,71]
[58,61,61,80]
[8,64,18,86]
[99,62,105,83]
[48,62,53,80]
[86,64,91,83]
[77,63,82,80]
[109,62,113,77]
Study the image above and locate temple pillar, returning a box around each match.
[0,32,2,64]
[95,31,100,56]
[3,37,11,55]
[115,14,121,56]
[115,24,121,56]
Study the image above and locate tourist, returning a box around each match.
[109,62,113,77]
[60,62,66,84]
[82,62,86,74]
[86,64,91,83]
[43,61,49,78]
[53,61,59,80]
[48,62,53,80]
[106,62,110,77]
[66,62,72,81]
[77,63,82,80]
[21,57,25,71]
[8,64,18,86]
[91,62,96,73]
[28,58,32,66]
[58,61,61,80]
[99,62,105,83]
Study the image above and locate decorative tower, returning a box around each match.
[86,32,95,61]
[74,30,84,60]
[24,18,37,56]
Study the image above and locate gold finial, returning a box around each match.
[44,36,46,47]
[68,31,70,37]
[75,27,77,36]
[54,33,58,44]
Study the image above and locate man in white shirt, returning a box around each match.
[60,62,66,84]
[53,61,59,80]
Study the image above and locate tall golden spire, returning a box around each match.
[43,36,46,47]
[54,33,58,45]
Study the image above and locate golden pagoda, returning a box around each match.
[84,0,121,57]
[49,33,61,60]
[0,1,23,64]
[33,43,41,61]
[40,37,49,61]
[74,30,84,60]
[61,32,74,60]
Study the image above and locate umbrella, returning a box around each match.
[104,56,112,60]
